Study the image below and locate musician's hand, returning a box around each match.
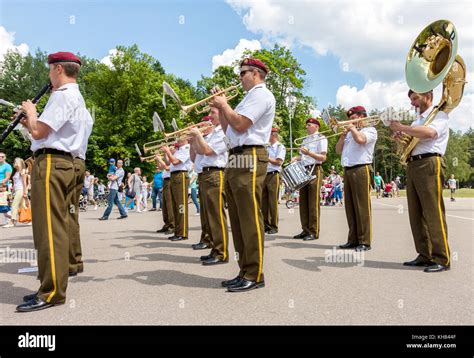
[209,94,227,110]
[21,100,37,118]
[392,130,404,141]
[389,121,404,132]
[188,128,201,137]
[154,153,162,161]
[161,145,171,153]
[290,156,299,163]
[346,124,356,132]
[300,147,310,155]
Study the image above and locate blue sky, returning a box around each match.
[1,0,472,131]
[0,0,364,108]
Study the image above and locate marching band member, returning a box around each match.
[210,58,275,292]
[190,116,212,251]
[336,106,377,252]
[155,155,175,236]
[17,51,93,312]
[161,138,192,241]
[292,118,327,241]
[390,90,450,272]
[262,127,286,235]
[188,108,229,265]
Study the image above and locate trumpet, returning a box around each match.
[142,136,177,155]
[164,121,214,139]
[135,143,166,163]
[293,113,380,146]
[163,81,240,115]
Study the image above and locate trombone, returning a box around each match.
[163,81,240,115]
[294,112,380,146]
[142,136,177,155]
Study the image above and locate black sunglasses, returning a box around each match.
[239,69,253,77]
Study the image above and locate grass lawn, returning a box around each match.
[392,188,474,198]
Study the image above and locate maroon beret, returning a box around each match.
[47,52,82,65]
[271,127,279,133]
[306,118,320,126]
[201,116,212,122]
[346,106,367,117]
[240,58,268,74]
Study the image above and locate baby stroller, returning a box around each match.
[79,193,88,211]
[382,184,393,198]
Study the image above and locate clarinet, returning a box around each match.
[0,82,52,145]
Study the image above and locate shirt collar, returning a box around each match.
[419,106,434,120]
[246,83,266,94]
[56,82,78,91]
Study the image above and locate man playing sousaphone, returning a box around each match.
[336,106,377,252]
[389,90,450,273]
[291,118,327,241]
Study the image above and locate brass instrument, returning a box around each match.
[142,137,177,156]
[135,143,166,163]
[293,109,380,146]
[397,20,466,165]
[164,121,214,139]
[163,81,240,115]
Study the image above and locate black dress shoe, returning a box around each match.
[424,264,450,273]
[192,242,209,250]
[339,242,358,249]
[156,227,169,233]
[303,234,317,241]
[168,235,176,240]
[221,276,243,287]
[202,257,227,266]
[23,293,37,302]
[266,228,278,235]
[117,215,128,219]
[69,271,77,277]
[227,279,265,292]
[200,254,213,261]
[98,217,108,221]
[355,245,371,251]
[16,297,56,312]
[293,231,309,239]
[403,257,433,267]
[170,236,188,241]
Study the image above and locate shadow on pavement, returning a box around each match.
[0,281,33,305]
[115,269,225,289]
[283,256,421,272]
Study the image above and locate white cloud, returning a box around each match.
[227,0,473,82]
[100,48,119,68]
[212,38,262,71]
[228,0,474,131]
[0,26,29,62]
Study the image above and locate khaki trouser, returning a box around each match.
[198,174,211,246]
[31,153,75,304]
[162,178,174,231]
[200,169,228,261]
[225,147,268,282]
[343,164,373,246]
[299,165,322,237]
[11,188,26,221]
[170,171,189,237]
[406,156,450,266]
[262,172,280,231]
[69,158,86,273]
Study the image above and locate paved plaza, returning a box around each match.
[1,197,472,325]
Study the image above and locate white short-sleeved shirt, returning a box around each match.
[31,83,93,160]
[170,144,192,172]
[162,169,170,179]
[226,83,275,148]
[194,153,204,174]
[267,142,286,172]
[448,178,456,189]
[341,127,378,167]
[200,125,228,169]
[84,174,94,189]
[300,133,328,166]
[411,106,449,156]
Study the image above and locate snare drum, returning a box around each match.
[281,162,317,190]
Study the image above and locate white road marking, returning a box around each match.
[372,201,474,221]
